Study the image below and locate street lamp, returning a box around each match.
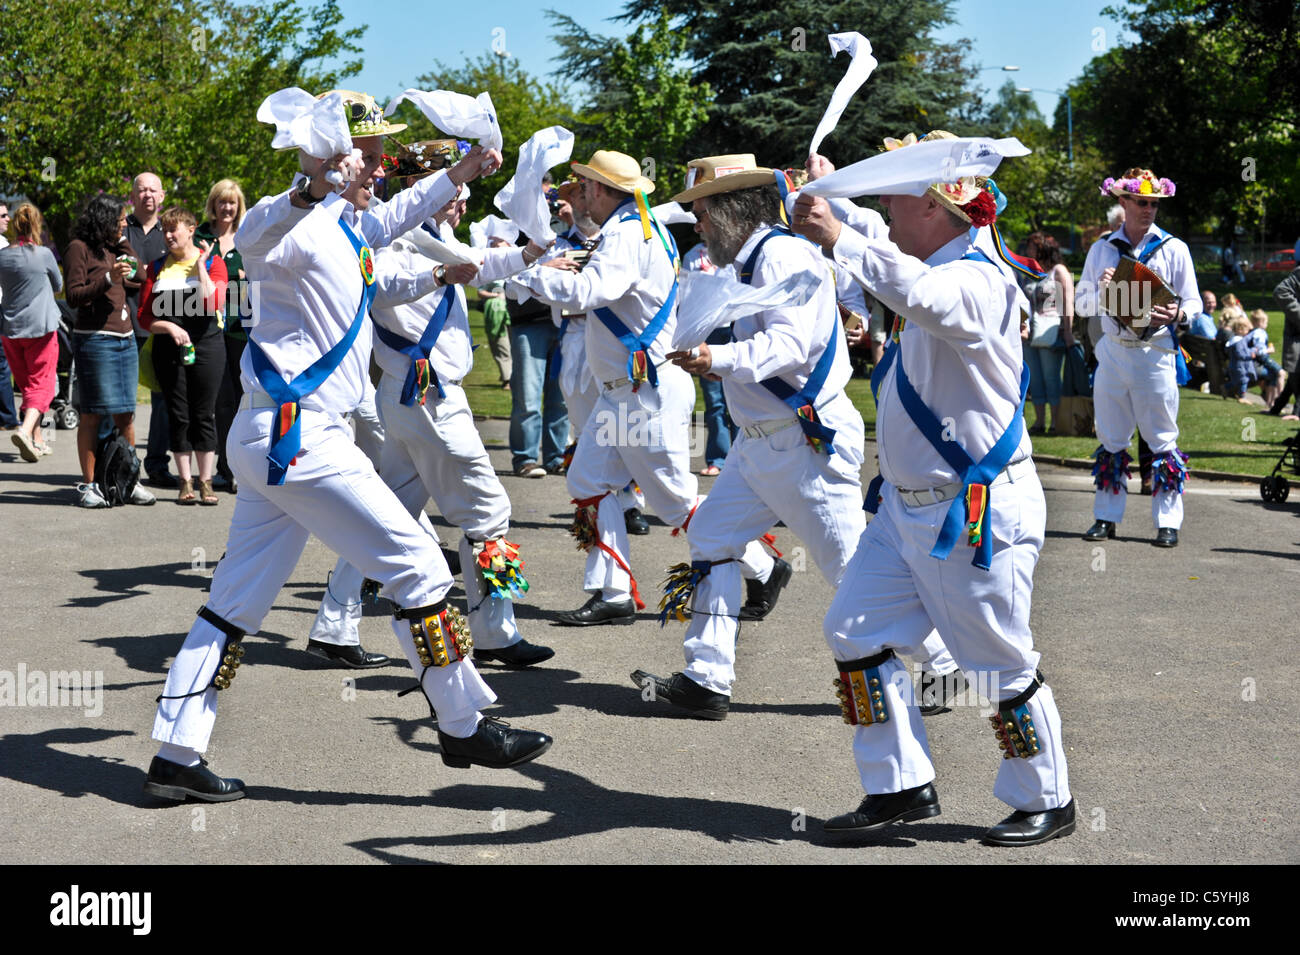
[981,65,1021,72]
[1018,86,1073,164]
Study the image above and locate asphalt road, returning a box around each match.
[1,414,1296,864]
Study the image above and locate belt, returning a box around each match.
[740,417,799,439]
[1107,332,1175,354]
[895,457,1034,508]
[602,376,632,391]
[240,392,280,411]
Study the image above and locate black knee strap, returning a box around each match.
[393,598,447,621]
[156,607,247,701]
[990,670,1046,759]
[832,649,896,726]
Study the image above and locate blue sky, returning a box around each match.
[327,0,1129,120]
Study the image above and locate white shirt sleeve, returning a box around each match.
[709,247,820,382]
[510,227,639,312]
[372,247,439,308]
[235,189,312,267]
[361,172,457,249]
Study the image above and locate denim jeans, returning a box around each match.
[509,321,568,469]
[700,327,736,466]
[0,342,18,427]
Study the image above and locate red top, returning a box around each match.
[137,251,228,331]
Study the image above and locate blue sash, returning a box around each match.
[591,202,679,390]
[372,286,455,405]
[863,248,1028,570]
[736,227,839,455]
[247,216,376,486]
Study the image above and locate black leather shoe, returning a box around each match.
[438,716,552,769]
[144,471,178,489]
[473,639,555,669]
[624,507,650,535]
[306,639,391,668]
[143,757,245,802]
[442,546,461,576]
[1154,527,1178,548]
[555,594,636,627]
[1082,520,1116,541]
[738,557,792,621]
[918,669,967,716]
[629,669,729,720]
[983,799,1076,846]
[824,782,941,834]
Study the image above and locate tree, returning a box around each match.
[552,1,982,172]
[547,8,711,194]
[402,55,580,227]
[0,0,365,245]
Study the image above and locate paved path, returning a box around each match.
[1,414,1295,863]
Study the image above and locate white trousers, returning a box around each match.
[565,365,769,599]
[1092,335,1183,530]
[681,407,867,693]
[152,408,495,755]
[559,339,642,514]
[822,468,1071,812]
[351,375,385,471]
[309,376,522,651]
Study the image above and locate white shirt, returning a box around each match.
[1075,222,1200,345]
[708,226,853,449]
[508,199,678,386]
[833,224,1029,490]
[235,171,456,415]
[371,221,526,385]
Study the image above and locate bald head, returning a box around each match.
[131,172,165,227]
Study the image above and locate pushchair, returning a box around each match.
[1258,423,1299,502]
[46,301,79,431]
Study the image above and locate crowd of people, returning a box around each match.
[3,82,1297,852]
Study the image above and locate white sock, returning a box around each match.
[156,742,202,767]
[601,588,633,604]
[439,711,482,739]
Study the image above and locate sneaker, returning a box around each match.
[513,460,547,478]
[76,482,109,509]
[129,483,157,506]
[11,430,39,463]
[37,441,54,456]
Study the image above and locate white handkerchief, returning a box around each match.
[809,33,878,157]
[493,126,575,245]
[469,214,522,249]
[800,136,1031,199]
[672,269,822,351]
[257,88,351,158]
[384,89,503,152]
[652,201,696,226]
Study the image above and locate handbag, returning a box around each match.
[1030,311,1062,349]
[138,333,162,392]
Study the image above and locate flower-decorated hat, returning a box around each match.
[1101,167,1176,199]
[382,139,469,186]
[323,89,407,138]
[883,130,998,227]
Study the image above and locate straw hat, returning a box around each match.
[321,89,407,137]
[883,131,996,226]
[382,139,463,187]
[1101,167,1176,199]
[569,151,655,196]
[671,155,778,203]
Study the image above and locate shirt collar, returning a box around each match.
[1112,222,1164,249]
[925,231,974,268]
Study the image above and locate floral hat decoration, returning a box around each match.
[1101,167,1176,199]
[381,139,472,185]
[883,130,998,227]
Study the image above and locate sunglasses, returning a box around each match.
[1123,197,1159,209]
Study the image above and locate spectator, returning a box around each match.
[139,207,228,504]
[1216,293,1246,344]
[681,240,734,475]
[196,178,248,493]
[1225,315,1271,403]
[1023,232,1076,434]
[477,237,513,388]
[1187,290,1218,338]
[1221,239,1245,286]
[1269,268,1300,417]
[124,172,176,487]
[506,252,568,477]
[1247,309,1284,407]
[0,201,20,431]
[64,195,156,507]
[1,202,63,461]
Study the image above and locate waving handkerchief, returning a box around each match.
[651,201,696,226]
[494,126,575,244]
[469,214,522,249]
[258,88,351,157]
[384,89,504,152]
[808,33,878,157]
[800,136,1030,200]
[672,269,822,352]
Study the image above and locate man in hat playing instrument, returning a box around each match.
[629,155,864,719]
[508,150,780,626]
[145,92,552,802]
[791,131,1074,846]
[1076,168,1199,548]
[307,139,555,671]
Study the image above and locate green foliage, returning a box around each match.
[1069,0,1300,243]
[548,8,711,193]
[0,0,365,245]
[554,0,981,173]
[407,55,580,229]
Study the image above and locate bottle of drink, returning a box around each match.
[182,343,197,366]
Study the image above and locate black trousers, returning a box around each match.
[215,335,246,479]
[153,326,225,453]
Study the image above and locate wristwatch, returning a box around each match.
[434,265,447,286]
[295,177,325,205]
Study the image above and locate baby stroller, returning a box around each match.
[1258,423,1299,502]
[47,302,79,431]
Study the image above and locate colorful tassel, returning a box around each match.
[1151,448,1190,495]
[414,358,431,405]
[1092,446,1132,493]
[797,403,825,453]
[475,539,529,600]
[658,561,705,625]
[630,349,649,390]
[278,401,299,465]
[965,482,989,546]
[562,442,577,472]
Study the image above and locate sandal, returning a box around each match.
[177,479,197,505]
[198,479,219,506]
[699,464,722,476]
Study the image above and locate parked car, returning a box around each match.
[1251,248,1296,271]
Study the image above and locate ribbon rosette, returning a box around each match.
[475,539,529,600]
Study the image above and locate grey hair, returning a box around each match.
[1106,204,1125,229]
[701,183,781,266]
